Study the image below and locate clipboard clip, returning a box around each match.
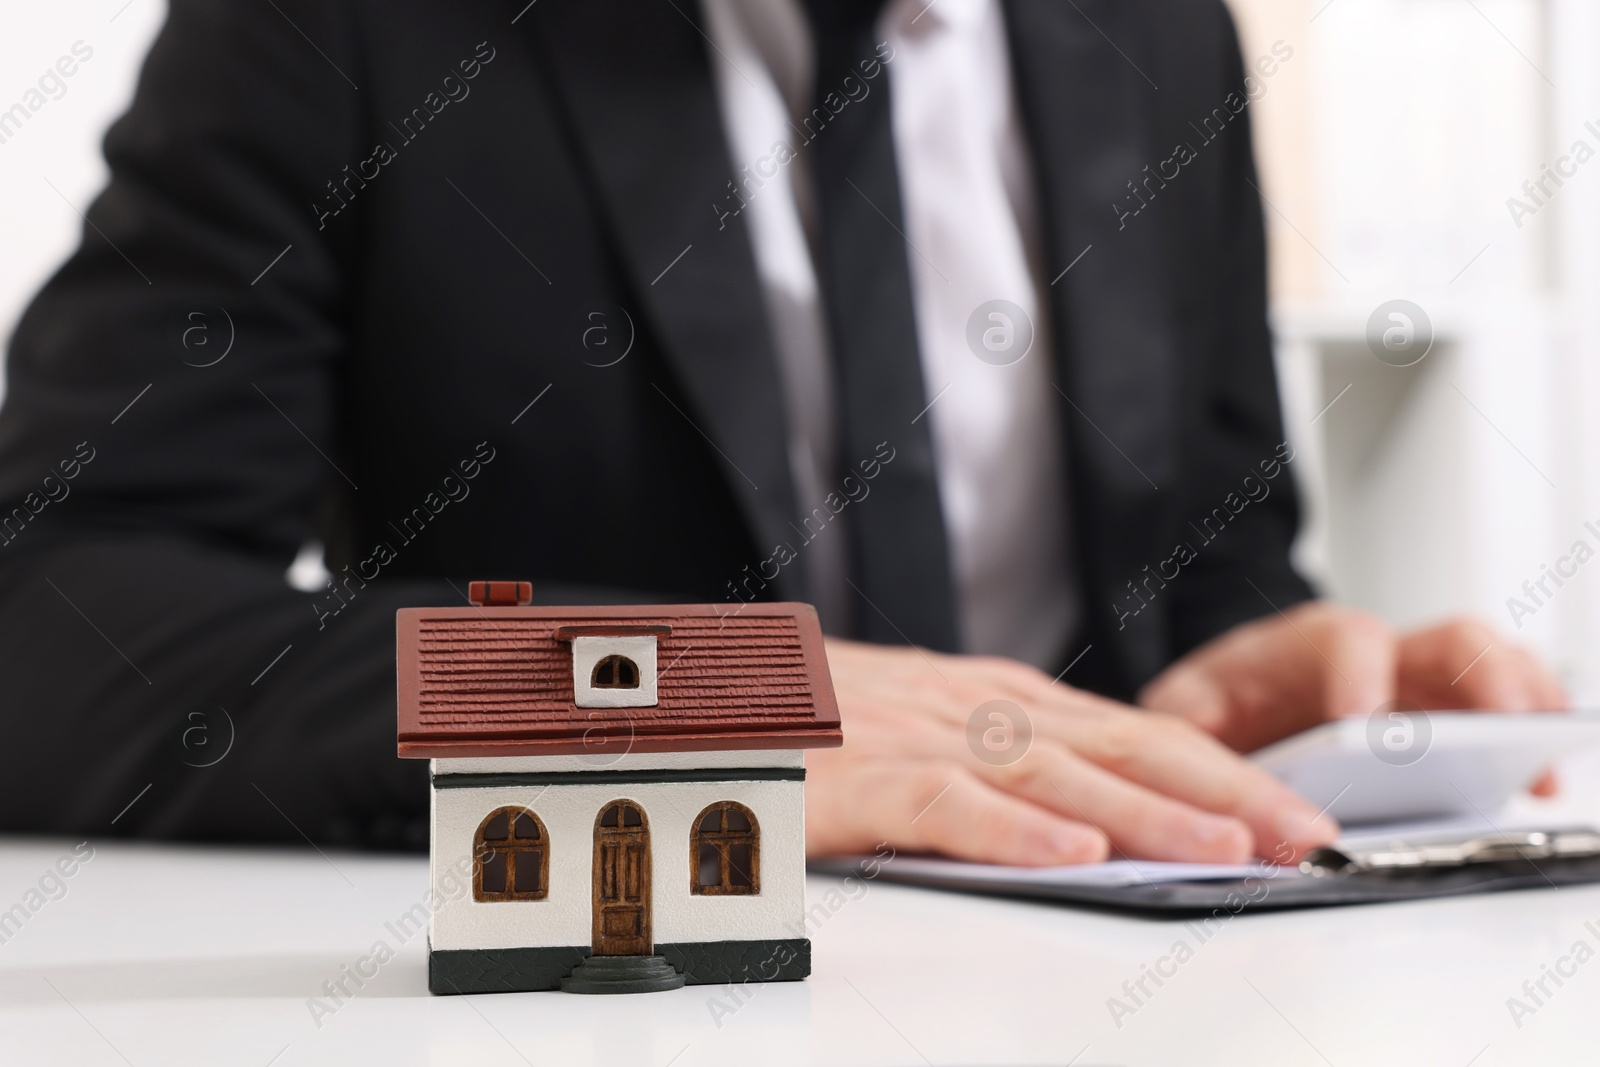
[1300,828,1600,877]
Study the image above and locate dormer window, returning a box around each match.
[591,655,639,689]
[555,624,670,708]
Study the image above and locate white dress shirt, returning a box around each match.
[700,0,1079,669]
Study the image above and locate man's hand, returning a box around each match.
[1138,602,1567,756]
[805,637,1340,867]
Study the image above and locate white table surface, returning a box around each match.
[8,767,1600,1067]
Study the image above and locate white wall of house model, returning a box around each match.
[428,750,806,951]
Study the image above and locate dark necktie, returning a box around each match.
[801,0,961,652]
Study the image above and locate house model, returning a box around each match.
[396,582,842,995]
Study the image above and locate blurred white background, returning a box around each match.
[2,0,1597,697]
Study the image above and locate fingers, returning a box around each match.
[1399,619,1502,706]
[1397,618,1568,711]
[826,704,1311,862]
[901,661,1340,860]
[1517,645,1569,709]
[984,745,1255,864]
[1061,708,1339,860]
[1453,646,1539,709]
[805,757,1108,866]
[1136,660,1233,739]
[819,709,1258,862]
[1307,606,1396,721]
[813,636,1340,866]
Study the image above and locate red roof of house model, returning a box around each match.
[395,602,842,757]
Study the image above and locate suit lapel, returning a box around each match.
[516,0,808,599]
[1005,0,1178,681]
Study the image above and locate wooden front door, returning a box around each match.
[592,800,651,956]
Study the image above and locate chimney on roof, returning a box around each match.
[467,580,533,607]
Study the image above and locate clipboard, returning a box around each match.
[812,827,1600,916]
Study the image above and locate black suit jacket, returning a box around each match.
[0,0,1311,845]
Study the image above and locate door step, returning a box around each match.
[560,954,687,994]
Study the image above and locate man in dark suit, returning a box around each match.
[0,0,1560,864]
